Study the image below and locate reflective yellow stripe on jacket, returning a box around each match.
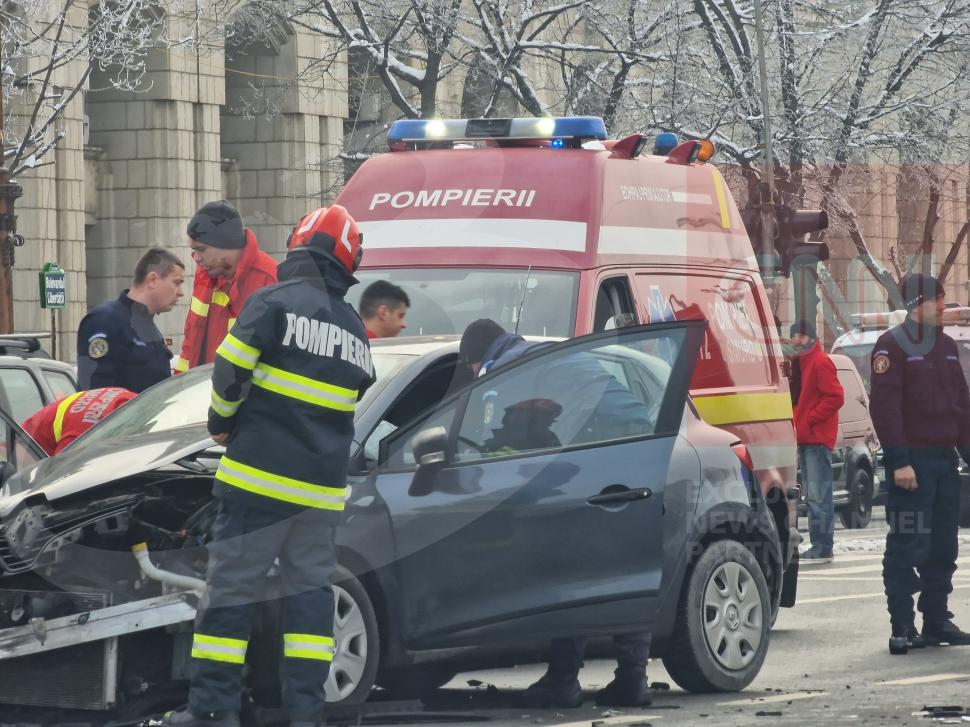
[52,392,85,443]
[283,633,335,661]
[191,291,230,319]
[210,389,242,418]
[190,297,209,317]
[215,455,347,510]
[215,333,260,370]
[252,362,357,412]
[173,357,190,373]
[191,633,248,664]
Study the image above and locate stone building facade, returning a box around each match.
[5,4,970,362]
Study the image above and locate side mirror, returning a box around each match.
[408,426,448,496]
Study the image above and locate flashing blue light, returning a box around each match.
[654,132,679,155]
[387,116,607,145]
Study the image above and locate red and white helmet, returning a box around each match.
[287,205,363,273]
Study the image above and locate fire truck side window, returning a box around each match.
[594,277,638,331]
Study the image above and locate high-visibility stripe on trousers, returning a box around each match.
[283,633,335,661]
[191,634,248,665]
[189,500,338,722]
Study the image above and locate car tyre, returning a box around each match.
[326,567,381,706]
[662,539,771,693]
[376,665,459,699]
[839,468,873,530]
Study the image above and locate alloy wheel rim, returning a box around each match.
[702,561,763,671]
[325,584,368,702]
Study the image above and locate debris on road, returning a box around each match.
[919,704,969,720]
[755,711,783,717]
[649,682,670,691]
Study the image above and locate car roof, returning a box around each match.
[370,334,562,358]
[832,322,970,351]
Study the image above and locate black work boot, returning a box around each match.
[595,673,653,707]
[520,672,583,709]
[923,619,970,646]
[888,624,926,655]
[161,708,241,727]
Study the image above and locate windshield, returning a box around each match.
[67,367,212,450]
[67,352,418,449]
[351,268,578,337]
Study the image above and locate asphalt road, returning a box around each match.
[397,513,970,727]
[3,515,968,726]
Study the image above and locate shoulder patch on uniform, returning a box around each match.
[88,336,109,359]
[873,354,890,375]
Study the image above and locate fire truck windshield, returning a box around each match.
[352,268,579,337]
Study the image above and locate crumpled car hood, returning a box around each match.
[0,425,215,517]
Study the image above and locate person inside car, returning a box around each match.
[458,318,655,709]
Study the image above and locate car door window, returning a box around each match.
[455,326,694,462]
[42,370,77,399]
[380,399,462,471]
[0,368,44,423]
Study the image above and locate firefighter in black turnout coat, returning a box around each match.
[164,206,374,727]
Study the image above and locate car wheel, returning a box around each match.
[326,567,380,706]
[839,468,873,530]
[376,665,458,699]
[662,539,771,693]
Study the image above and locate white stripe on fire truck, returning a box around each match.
[598,226,753,259]
[357,219,587,252]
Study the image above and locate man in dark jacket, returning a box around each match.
[77,247,184,392]
[165,206,374,727]
[870,273,970,654]
[789,320,844,563]
[458,319,654,709]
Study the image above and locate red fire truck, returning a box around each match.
[337,116,802,609]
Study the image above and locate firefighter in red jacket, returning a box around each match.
[789,320,844,563]
[21,387,136,455]
[175,201,278,372]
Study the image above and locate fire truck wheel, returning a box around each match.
[325,567,380,705]
[662,539,771,693]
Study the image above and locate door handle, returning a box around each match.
[587,487,652,506]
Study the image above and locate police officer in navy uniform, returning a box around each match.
[870,273,970,654]
[77,248,184,393]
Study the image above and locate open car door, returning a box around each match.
[372,321,705,648]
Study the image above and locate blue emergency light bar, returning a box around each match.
[387,116,608,144]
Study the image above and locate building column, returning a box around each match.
[85,6,225,354]
[221,25,348,258]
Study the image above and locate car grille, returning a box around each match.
[0,505,132,575]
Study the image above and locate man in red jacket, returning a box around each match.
[174,201,278,372]
[21,387,136,455]
[790,320,844,563]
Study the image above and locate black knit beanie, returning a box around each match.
[899,273,945,312]
[187,200,246,250]
[459,319,506,364]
